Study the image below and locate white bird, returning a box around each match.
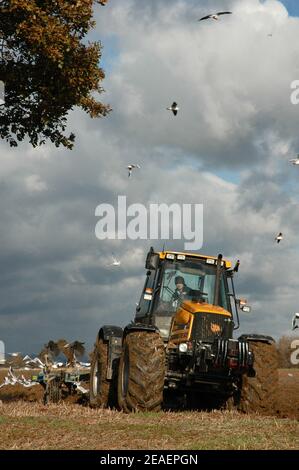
[289,155,299,165]
[8,367,18,385]
[23,355,33,362]
[167,102,179,116]
[127,164,140,177]
[25,356,45,369]
[107,253,121,267]
[78,361,90,368]
[275,232,283,244]
[292,313,299,330]
[199,11,232,21]
[73,381,89,394]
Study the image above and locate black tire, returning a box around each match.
[90,338,114,408]
[118,331,165,412]
[44,377,61,404]
[238,341,279,414]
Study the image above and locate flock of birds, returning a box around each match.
[0,340,90,390]
[0,367,39,389]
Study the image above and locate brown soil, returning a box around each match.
[1,367,298,419]
[276,369,299,420]
[0,369,44,402]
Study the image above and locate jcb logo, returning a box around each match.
[290,339,299,365]
[210,323,221,334]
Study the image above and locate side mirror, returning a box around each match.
[145,247,159,270]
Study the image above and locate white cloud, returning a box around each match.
[25,174,48,192]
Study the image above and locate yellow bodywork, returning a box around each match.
[158,251,232,269]
[169,300,232,345]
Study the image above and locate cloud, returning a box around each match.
[24,174,48,192]
[0,0,298,353]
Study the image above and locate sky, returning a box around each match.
[1,0,299,354]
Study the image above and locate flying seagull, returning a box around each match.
[199,12,232,21]
[99,1,108,5]
[275,232,283,244]
[289,155,299,165]
[127,164,140,177]
[292,313,299,330]
[108,254,121,267]
[167,102,179,116]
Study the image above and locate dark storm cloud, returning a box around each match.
[0,0,298,353]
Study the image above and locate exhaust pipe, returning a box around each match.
[213,254,222,306]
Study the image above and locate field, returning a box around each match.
[0,368,298,450]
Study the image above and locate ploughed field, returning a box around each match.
[0,368,298,450]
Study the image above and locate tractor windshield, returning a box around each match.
[155,259,229,314]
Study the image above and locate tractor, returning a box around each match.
[90,249,278,413]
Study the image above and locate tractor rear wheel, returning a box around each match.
[118,331,165,412]
[90,338,114,408]
[239,340,278,414]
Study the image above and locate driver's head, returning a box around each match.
[175,276,185,291]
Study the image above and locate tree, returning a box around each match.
[0,0,111,149]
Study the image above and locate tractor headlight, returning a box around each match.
[241,305,251,313]
[179,343,188,353]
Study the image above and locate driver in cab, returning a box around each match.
[172,276,191,306]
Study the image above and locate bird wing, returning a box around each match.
[217,11,232,15]
[292,314,299,330]
[198,15,211,21]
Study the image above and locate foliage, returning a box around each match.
[0,0,111,148]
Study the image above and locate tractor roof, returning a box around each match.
[158,251,232,269]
